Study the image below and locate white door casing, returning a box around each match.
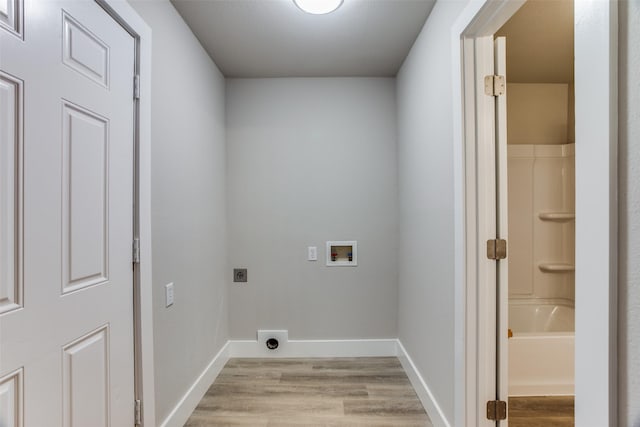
[0,0,136,426]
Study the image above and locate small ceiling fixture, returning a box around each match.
[293,0,343,15]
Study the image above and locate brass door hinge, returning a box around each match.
[484,75,506,96]
[133,238,140,264]
[486,399,507,421]
[134,75,141,100]
[135,399,142,426]
[487,239,507,260]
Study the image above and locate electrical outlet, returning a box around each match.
[234,268,247,283]
[165,282,174,307]
[308,246,317,261]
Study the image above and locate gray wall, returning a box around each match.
[396,1,469,423]
[127,1,228,424]
[226,78,398,340]
[618,1,640,425]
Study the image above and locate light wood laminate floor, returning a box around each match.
[509,396,574,427]
[184,357,433,426]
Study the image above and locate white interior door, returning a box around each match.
[0,0,136,426]
[494,35,510,426]
[474,34,509,427]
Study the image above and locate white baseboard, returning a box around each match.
[229,338,398,358]
[159,341,230,427]
[396,340,451,427]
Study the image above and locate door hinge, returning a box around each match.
[133,238,140,264]
[487,239,507,260]
[486,399,507,421]
[484,75,505,96]
[135,399,142,426]
[133,75,141,100]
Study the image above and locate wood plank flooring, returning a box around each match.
[509,396,574,427]
[184,357,433,427]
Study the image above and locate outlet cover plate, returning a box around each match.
[257,329,288,345]
[308,246,318,261]
[165,282,174,307]
[233,268,247,282]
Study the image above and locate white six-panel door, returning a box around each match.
[494,36,509,427]
[0,0,136,425]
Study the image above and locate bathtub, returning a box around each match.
[508,300,574,396]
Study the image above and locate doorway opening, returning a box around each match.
[496,1,575,424]
[453,0,617,426]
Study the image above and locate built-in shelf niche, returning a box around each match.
[326,241,357,267]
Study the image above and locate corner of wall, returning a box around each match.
[396,340,451,427]
[159,343,231,427]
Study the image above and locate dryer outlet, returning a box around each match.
[257,330,288,351]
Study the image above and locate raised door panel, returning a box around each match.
[0,368,23,427]
[62,326,109,427]
[0,0,21,38]
[63,12,110,88]
[0,71,22,315]
[62,102,109,294]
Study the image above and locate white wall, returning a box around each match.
[126,1,228,424]
[396,1,468,423]
[226,78,398,340]
[507,84,569,145]
[494,0,574,84]
[618,1,640,425]
[496,0,576,145]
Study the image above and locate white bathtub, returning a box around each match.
[508,301,574,396]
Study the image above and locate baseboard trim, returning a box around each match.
[396,340,451,427]
[228,338,399,358]
[159,341,230,427]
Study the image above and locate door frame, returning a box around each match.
[93,1,155,426]
[451,1,618,426]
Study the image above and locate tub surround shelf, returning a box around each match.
[538,212,575,221]
[538,263,575,273]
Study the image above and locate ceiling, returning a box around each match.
[170,0,436,78]
[496,0,574,83]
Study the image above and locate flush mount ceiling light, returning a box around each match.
[293,0,344,15]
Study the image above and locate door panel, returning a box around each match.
[62,101,110,294]
[0,0,21,38]
[494,36,510,426]
[0,71,22,316]
[62,325,110,427]
[0,1,136,426]
[475,35,498,427]
[0,368,22,427]
[62,12,110,88]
